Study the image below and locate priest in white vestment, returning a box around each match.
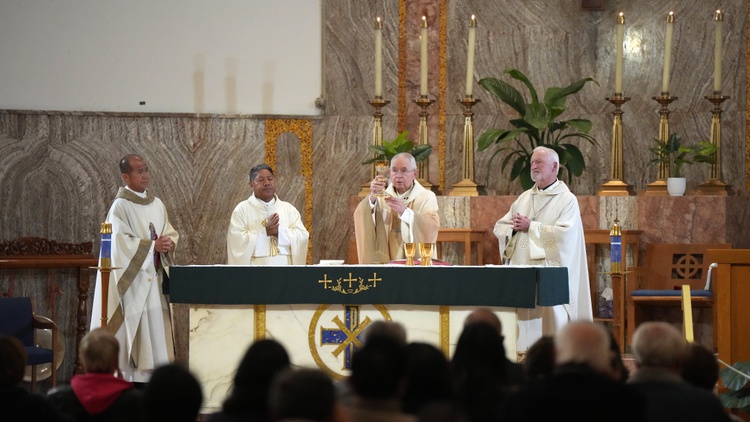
[227,164,309,265]
[354,152,440,264]
[494,146,592,354]
[91,154,179,382]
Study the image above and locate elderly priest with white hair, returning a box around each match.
[494,146,592,356]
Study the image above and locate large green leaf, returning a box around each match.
[509,155,527,181]
[546,77,597,103]
[525,102,550,130]
[478,77,526,116]
[478,128,510,150]
[561,143,585,175]
[518,167,534,190]
[721,361,750,391]
[564,119,593,134]
[411,144,432,162]
[544,87,568,119]
[720,387,750,411]
[504,68,539,106]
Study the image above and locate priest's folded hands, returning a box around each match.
[155,235,175,253]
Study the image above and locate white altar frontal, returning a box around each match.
[188,304,518,412]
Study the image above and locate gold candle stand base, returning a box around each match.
[645,94,677,196]
[599,180,636,196]
[448,97,484,196]
[696,179,729,196]
[448,178,485,196]
[599,94,635,196]
[697,94,731,196]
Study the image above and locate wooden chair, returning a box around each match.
[626,243,731,349]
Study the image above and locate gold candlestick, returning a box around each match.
[414,95,437,192]
[645,94,677,196]
[599,93,635,196]
[449,96,484,196]
[360,97,391,196]
[698,94,731,195]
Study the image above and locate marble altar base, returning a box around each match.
[189,304,517,413]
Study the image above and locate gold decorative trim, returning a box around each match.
[439,305,450,356]
[264,119,314,264]
[254,304,266,339]
[398,0,407,133]
[437,0,448,191]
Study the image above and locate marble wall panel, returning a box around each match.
[322,0,400,117]
[637,196,733,245]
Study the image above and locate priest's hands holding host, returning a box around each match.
[355,152,440,264]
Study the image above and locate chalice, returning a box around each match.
[404,242,417,266]
[374,160,390,197]
[419,243,434,266]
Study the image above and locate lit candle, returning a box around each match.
[465,15,477,97]
[661,11,675,94]
[615,13,624,94]
[375,17,383,97]
[420,16,428,96]
[714,10,723,93]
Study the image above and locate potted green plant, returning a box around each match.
[477,68,598,190]
[648,133,717,196]
[361,130,432,165]
[719,359,750,414]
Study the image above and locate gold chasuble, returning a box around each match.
[354,180,439,264]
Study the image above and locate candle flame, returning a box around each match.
[421,15,427,28]
[375,16,382,29]
[667,11,675,23]
[470,15,476,27]
[714,10,724,21]
[617,12,625,25]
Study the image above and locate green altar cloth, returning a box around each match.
[170,265,569,309]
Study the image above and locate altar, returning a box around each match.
[170,264,568,412]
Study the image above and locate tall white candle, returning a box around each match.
[375,17,383,97]
[714,10,724,93]
[465,15,477,97]
[615,13,624,94]
[420,16,428,96]
[661,12,675,94]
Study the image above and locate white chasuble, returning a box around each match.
[354,180,440,264]
[227,194,309,265]
[91,187,179,382]
[494,181,592,352]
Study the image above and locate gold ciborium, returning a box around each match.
[374,160,390,197]
[419,243,434,266]
[404,242,416,266]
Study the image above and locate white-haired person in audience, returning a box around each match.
[500,321,645,421]
[628,322,730,422]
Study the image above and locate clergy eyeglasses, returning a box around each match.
[390,168,416,175]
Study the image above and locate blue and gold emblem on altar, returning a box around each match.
[309,304,391,380]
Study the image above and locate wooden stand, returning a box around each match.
[708,249,750,378]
